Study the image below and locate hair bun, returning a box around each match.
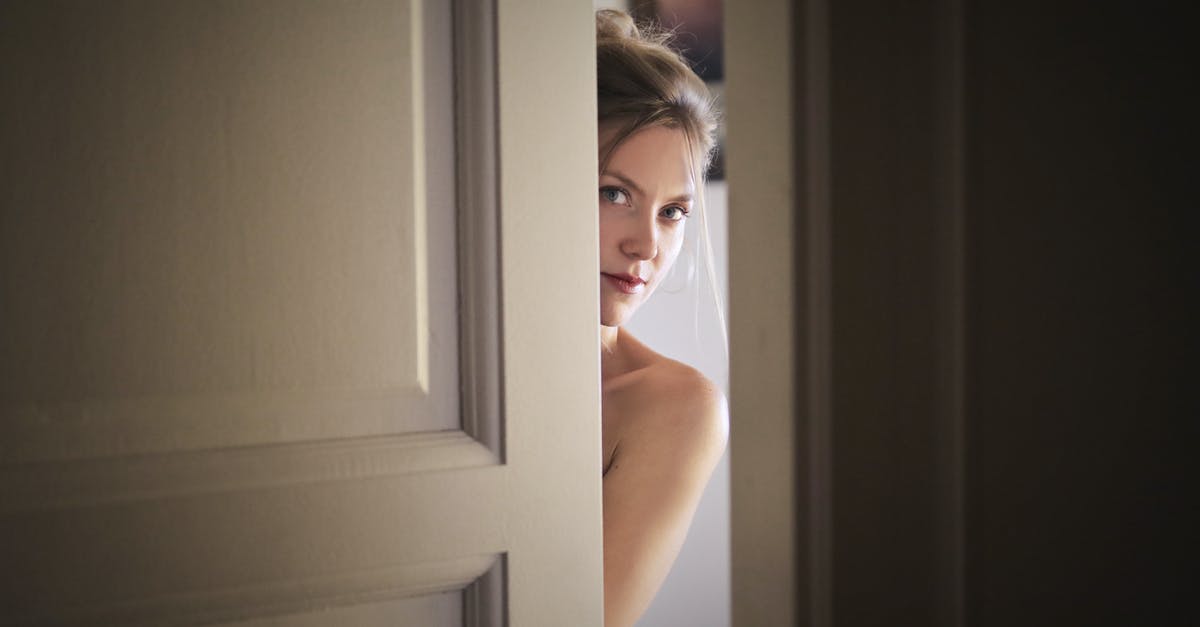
[596,9,640,41]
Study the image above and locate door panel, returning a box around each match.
[219,592,462,627]
[0,1,602,625]
[1,0,458,462]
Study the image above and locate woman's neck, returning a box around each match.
[600,325,649,384]
[600,324,619,348]
[600,325,625,384]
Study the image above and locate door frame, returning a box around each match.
[727,0,967,624]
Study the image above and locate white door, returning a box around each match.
[0,1,602,625]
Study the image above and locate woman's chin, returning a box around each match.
[599,316,624,328]
[599,305,635,328]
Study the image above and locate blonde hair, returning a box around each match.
[595,8,727,355]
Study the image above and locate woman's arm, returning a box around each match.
[602,370,729,627]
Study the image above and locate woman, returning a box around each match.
[595,9,729,627]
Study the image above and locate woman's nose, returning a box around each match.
[620,215,658,260]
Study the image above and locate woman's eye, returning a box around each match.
[660,206,689,221]
[600,187,629,205]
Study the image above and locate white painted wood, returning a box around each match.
[219,591,463,627]
[727,0,833,626]
[0,1,603,625]
[457,0,505,457]
[0,431,497,512]
[726,0,798,623]
[0,0,460,463]
[494,0,605,623]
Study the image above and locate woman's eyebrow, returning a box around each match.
[602,169,693,203]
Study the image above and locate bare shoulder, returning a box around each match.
[600,346,728,625]
[646,359,727,433]
[607,355,729,468]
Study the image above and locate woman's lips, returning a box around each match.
[602,273,645,295]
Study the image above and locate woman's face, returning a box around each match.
[597,123,695,328]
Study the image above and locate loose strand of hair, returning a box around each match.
[681,134,729,365]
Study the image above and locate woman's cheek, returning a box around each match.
[667,233,686,260]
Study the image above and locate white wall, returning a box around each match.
[626,182,730,627]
